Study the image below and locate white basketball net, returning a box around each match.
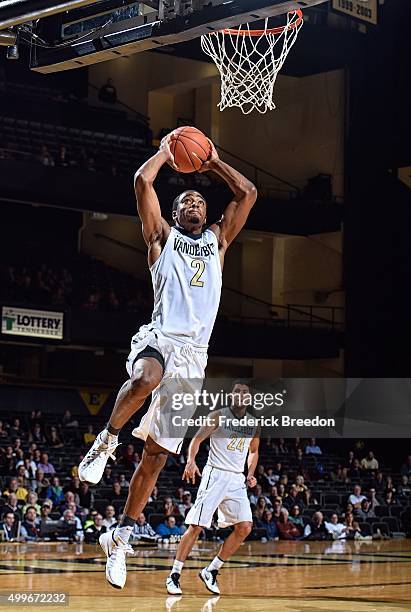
[201,10,303,115]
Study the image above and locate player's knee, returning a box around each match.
[141,438,168,472]
[130,369,160,396]
[235,521,252,539]
[189,524,203,536]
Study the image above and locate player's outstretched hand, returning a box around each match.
[246,475,257,488]
[195,138,219,173]
[159,134,179,171]
[183,459,202,484]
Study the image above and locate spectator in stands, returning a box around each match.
[398,475,411,499]
[47,427,64,449]
[348,485,366,509]
[17,456,37,480]
[264,467,278,488]
[20,507,39,541]
[3,477,28,501]
[272,498,283,522]
[361,451,379,471]
[67,501,86,525]
[60,491,76,513]
[62,410,79,428]
[253,496,271,521]
[3,495,21,521]
[155,516,183,538]
[102,505,116,530]
[45,476,65,505]
[400,455,411,477]
[177,491,193,518]
[16,464,31,490]
[148,486,159,503]
[77,481,94,509]
[289,505,304,536]
[32,468,50,496]
[118,474,130,489]
[111,481,126,503]
[283,485,302,511]
[33,449,42,464]
[98,78,117,104]
[22,491,41,515]
[162,496,179,517]
[368,488,380,509]
[273,438,289,454]
[384,490,397,506]
[344,513,362,540]
[348,459,362,481]
[131,512,158,541]
[255,464,266,487]
[10,418,24,439]
[268,485,279,506]
[249,484,269,506]
[58,510,83,541]
[325,513,347,540]
[277,508,302,540]
[0,420,8,437]
[83,510,98,531]
[385,476,396,496]
[39,145,55,167]
[85,514,106,543]
[37,452,55,476]
[304,512,331,540]
[83,424,96,446]
[56,145,71,168]
[131,452,140,470]
[0,511,19,541]
[255,509,278,541]
[277,484,286,499]
[102,466,115,486]
[119,444,135,469]
[355,499,376,521]
[295,475,308,495]
[305,438,322,455]
[64,476,81,500]
[373,471,385,493]
[35,502,53,529]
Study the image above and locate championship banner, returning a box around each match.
[1,306,64,340]
[79,389,111,415]
[331,0,379,26]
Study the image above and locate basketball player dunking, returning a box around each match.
[166,381,260,596]
[78,132,257,588]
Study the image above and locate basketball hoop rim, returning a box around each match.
[221,9,303,36]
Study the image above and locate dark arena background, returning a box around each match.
[0,1,410,611]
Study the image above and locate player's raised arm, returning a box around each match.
[183,412,219,484]
[134,135,177,260]
[200,142,257,249]
[246,430,260,488]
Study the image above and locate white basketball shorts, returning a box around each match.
[126,324,208,455]
[185,464,252,528]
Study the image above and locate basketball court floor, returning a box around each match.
[0,540,410,611]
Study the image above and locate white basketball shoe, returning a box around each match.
[99,530,134,589]
[166,572,183,595]
[199,568,220,595]
[78,431,120,485]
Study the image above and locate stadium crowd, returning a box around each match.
[1,413,410,544]
[0,257,151,315]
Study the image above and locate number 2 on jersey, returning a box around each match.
[227,433,246,453]
[190,259,205,287]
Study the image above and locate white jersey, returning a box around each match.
[207,408,258,473]
[149,226,222,347]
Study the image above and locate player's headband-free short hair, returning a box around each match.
[172,191,207,212]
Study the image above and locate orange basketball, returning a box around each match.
[169,126,212,173]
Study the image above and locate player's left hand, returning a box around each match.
[246,475,257,488]
[194,138,219,173]
[183,459,202,484]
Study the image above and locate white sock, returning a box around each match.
[114,524,133,544]
[100,429,118,445]
[171,559,184,575]
[207,556,224,572]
